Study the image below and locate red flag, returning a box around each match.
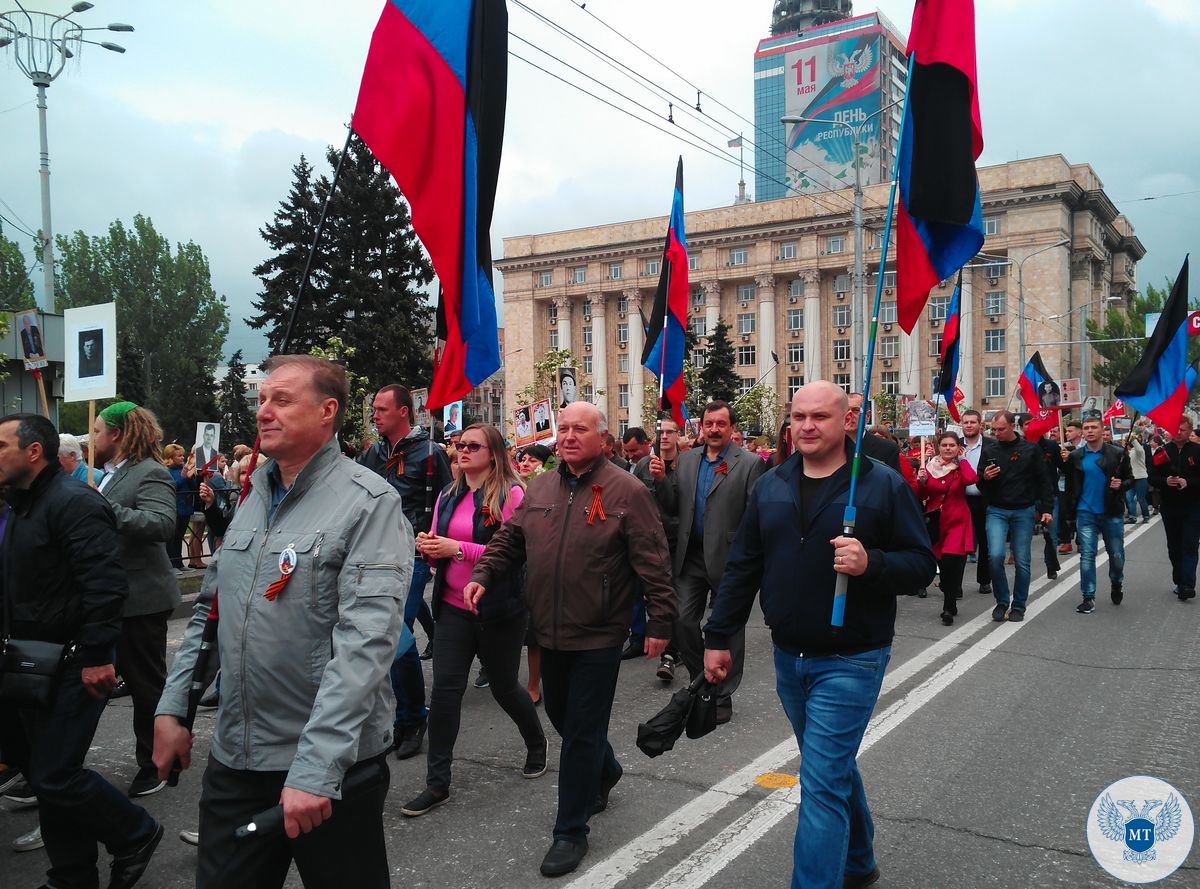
[1102,400,1125,424]
[1024,407,1059,442]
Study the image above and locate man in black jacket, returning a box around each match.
[978,412,1054,622]
[1063,417,1132,614]
[1148,416,1200,600]
[703,382,935,889]
[848,394,901,472]
[0,414,162,889]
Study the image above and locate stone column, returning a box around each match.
[959,272,975,407]
[801,269,821,382]
[703,280,722,337]
[553,295,572,353]
[625,289,644,428]
[591,293,609,419]
[756,275,776,393]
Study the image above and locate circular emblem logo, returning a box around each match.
[279,546,297,577]
[1087,775,1194,883]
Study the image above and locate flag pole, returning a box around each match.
[832,52,917,629]
[655,262,670,457]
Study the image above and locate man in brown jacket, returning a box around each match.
[465,401,675,878]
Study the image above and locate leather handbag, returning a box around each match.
[0,637,69,710]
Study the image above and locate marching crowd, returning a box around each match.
[0,356,1195,889]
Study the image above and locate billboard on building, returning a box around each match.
[782,28,882,196]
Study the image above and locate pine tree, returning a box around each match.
[1089,279,1199,390]
[117,333,148,405]
[218,349,257,448]
[700,319,740,403]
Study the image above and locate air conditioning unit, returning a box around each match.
[883,359,893,367]
[883,323,893,332]
[837,326,847,334]
[585,344,592,352]
[619,341,627,349]
[885,288,894,295]
[725,261,733,267]
[836,291,846,301]
[618,311,626,319]
[791,330,800,338]
[980,397,990,405]
[788,296,798,304]
[741,334,750,342]
[930,319,940,328]
[740,302,749,309]
[989,315,1000,324]
[790,364,800,370]
[837,361,847,369]
[987,276,1000,286]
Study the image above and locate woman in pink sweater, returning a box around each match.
[401,424,546,817]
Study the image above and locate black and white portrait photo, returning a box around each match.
[558,367,578,409]
[193,422,222,469]
[64,302,118,402]
[78,328,104,379]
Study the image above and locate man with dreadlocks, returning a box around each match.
[91,402,181,799]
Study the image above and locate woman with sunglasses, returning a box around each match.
[402,424,547,817]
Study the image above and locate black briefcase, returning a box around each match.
[0,638,69,710]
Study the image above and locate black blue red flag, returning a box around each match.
[641,158,689,427]
[935,274,962,421]
[353,0,506,409]
[1018,351,1060,441]
[1116,256,1196,434]
[896,0,985,333]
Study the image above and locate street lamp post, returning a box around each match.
[1048,295,1122,400]
[0,3,134,311]
[1015,237,1071,365]
[782,104,897,393]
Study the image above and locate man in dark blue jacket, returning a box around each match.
[703,382,935,889]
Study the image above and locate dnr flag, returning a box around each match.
[935,273,963,421]
[641,158,689,427]
[1018,351,1060,441]
[1116,256,1197,434]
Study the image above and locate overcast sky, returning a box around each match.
[1,0,1196,365]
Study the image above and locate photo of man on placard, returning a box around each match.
[1037,380,1061,408]
[78,328,104,379]
[18,310,44,361]
[193,422,221,470]
[558,367,578,409]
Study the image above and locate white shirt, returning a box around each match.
[97,459,127,493]
[962,435,983,497]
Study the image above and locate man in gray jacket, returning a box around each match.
[153,356,411,889]
[91,401,180,798]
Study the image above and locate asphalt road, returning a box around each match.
[4,516,1198,888]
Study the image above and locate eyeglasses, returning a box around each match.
[459,442,488,453]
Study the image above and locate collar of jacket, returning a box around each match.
[778,437,873,482]
[249,437,342,509]
[557,453,608,482]
[9,462,62,515]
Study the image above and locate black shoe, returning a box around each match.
[2,779,36,805]
[473,667,490,689]
[844,865,881,888]
[400,788,448,817]
[656,654,676,684]
[1076,598,1096,615]
[979,583,992,596]
[523,738,548,779]
[0,767,23,795]
[991,604,1007,622]
[394,721,427,760]
[110,679,130,699]
[1181,588,1197,601]
[940,611,954,626]
[1007,610,1025,622]
[1111,584,1123,605]
[107,821,163,889]
[1047,569,1058,580]
[715,694,733,725]
[592,764,623,814]
[198,687,219,708]
[916,588,928,598]
[620,637,645,660]
[420,641,434,661]
[128,766,167,798]
[540,838,588,877]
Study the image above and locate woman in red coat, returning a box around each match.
[917,430,978,626]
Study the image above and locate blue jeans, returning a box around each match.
[1125,479,1150,519]
[986,506,1035,613]
[774,645,891,889]
[1075,511,1125,597]
[391,558,430,727]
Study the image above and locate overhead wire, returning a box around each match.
[0,209,37,241]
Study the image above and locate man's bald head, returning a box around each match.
[798,381,850,415]
[558,401,607,473]
[560,400,606,434]
[791,381,850,465]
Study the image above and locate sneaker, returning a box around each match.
[1057,543,1072,554]
[991,604,1008,622]
[179,829,199,846]
[1124,516,1136,525]
[620,637,645,660]
[844,866,882,889]
[1111,584,1124,605]
[473,667,490,689]
[523,738,548,779]
[401,788,449,817]
[12,825,43,852]
[656,654,676,684]
[1076,598,1096,614]
[592,763,624,814]
[979,583,992,596]
[198,687,219,709]
[1007,610,1025,622]
[110,679,131,699]
[1180,588,1197,601]
[2,779,36,805]
[1047,569,1058,580]
[129,766,167,798]
[420,641,434,661]
[394,721,427,760]
[0,767,23,795]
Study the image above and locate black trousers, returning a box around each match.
[938,554,967,615]
[676,543,743,697]
[1161,507,1200,593]
[114,609,171,770]
[540,646,622,842]
[196,753,391,889]
[967,496,989,585]
[166,514,190,568]
[21,668,157,889]
[426,605,544,793]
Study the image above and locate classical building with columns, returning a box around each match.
[495,154,1143,435]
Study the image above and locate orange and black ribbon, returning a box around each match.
[263,571,291,602]
[481,505,498,526]
[587,484,606,525]
[715,461,729,476]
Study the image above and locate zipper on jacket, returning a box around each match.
[551,486,578,648]
[355,563,396,585]
[310,532,324,607]
[242,528,268,762]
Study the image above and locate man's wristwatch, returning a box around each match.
[454,546,465,562]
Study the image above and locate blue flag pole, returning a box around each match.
[832,52,918,629]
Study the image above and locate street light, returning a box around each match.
[1016,237,1071,364]
[782,102,898,393]
[1048,295,1122,400]
[0,3,134,311]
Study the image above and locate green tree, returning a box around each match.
[732,383,780,437]
[310,337,372,448]
[218,349,257,447]
[55,214,230,444]
[700,319,740,403]
[0,224,35,310]
[1088,279,1198,390]
[117,333,149,405]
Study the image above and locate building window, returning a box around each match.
[981,261,1007,279]
[778,240,797,260]
[692,352,708,369]
[738,378,754,397]
[826,235,845,254]
[583,301,592,321]
[549,329,559,350]
[788,278,804,299]
[729,247,748,266]
[787,342,804,364]
[931,370,943,396]
[737,345,757,367]
[737,312,756,335]
[582,384,593,402]
[691,287,705,308]
[688,316,707,336]
[983,216,1002,237]
[582,355,592,374]
[882,271,896,289]
[880,301,897,324]
[548,304,558,324]
[616,297,629,315]
[833,339,851,361]
[833,373,851,392]
[930,333,943,356]
[737,283,757,302]
[881,371,899,395]
[787,375,804,398]
[608,261,623,281]
[984,367,1005,398]
[879,335,899,358]
[984,329,1006,352]
[929,295,949,320]
[537,270,553,288]
[984,291,1007,315]
[787,307,803,330]
[832,304,851,328]
[571,266,587,284]
[617,323,629,345]
[583,326,593,347]
[834,273,850,294]
[618,353,629,373]
[689,254,700,271]
[619,383,629,408]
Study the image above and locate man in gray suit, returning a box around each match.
[92,401,181,798]
[652,400,766,721]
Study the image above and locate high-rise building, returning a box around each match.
[754,12,907,203]
[771,0,853,35]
